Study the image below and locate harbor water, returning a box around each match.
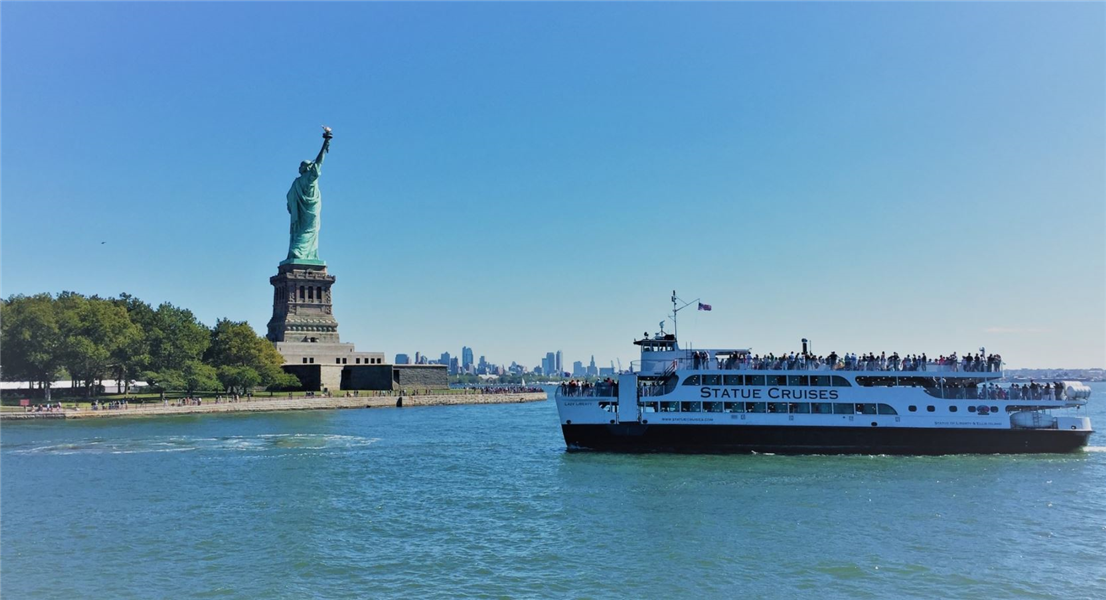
[3,383,1105,598]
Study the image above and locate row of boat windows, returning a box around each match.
[683,374,853,387]
[642,401,899,415]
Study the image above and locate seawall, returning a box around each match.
[0,392,547,421]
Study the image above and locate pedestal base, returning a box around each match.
[266,263,340,343]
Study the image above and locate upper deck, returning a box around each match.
[632,336,1003,379]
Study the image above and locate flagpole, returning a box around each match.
[669,290,700,345]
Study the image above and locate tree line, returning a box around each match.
[1,292,298,400]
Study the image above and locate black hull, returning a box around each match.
[562,424,1092,455]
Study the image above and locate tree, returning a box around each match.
[266,371,302,392]
[206,319,287,392]
[143,369,185,399]
[217,365,262,396]
[111,294,154,393]
[56,294,142,397]
[146,302,210,373]
[1,294,66,400]
[182,360,219,395]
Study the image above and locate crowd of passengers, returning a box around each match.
[558,378,619,397]
[699,351,1002,373]
[939,380,1068,401]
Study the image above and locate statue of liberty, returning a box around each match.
[284,127,332,264]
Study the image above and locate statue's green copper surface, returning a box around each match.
[283,131,332,266]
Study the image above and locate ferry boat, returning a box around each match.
[555,295,1093,454]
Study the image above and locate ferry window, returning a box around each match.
[661,402,680,412]
[788,375,809,387]
[908,405,917,412]
[877,404,898,415]
[723,375,743,386]
[746,402,766,413]
[967,406,976,413]
[682,375,701,386]
[927,405,935,412]
[833,403,853,415]
[702,374,721,386]
[991,406,998,413]
[790,402,811,414]
[641,402,658,413]
[812,402,832,414]
[681,402,701,413]
[860,404,878,415]
[831,376,852,387]
[724,402,745,413]
[856,376,895,387]
[768,402,788,414]
[949,405,957,413]
[746,375,766,386]
[705,402,723,413]
[768,375,787,386]
[810,375,831,387]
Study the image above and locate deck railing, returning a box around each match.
[637,356,1002,375]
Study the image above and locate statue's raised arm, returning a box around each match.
[315,126,332,170]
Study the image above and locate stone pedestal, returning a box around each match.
[266,263,339,343]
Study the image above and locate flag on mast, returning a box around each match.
[698,302,712,311]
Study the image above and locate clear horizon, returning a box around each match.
[2,2,1103,370]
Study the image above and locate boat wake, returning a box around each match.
[10,433,380,456]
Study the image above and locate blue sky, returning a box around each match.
[2,2,1103,369]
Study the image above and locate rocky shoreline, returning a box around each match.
[0,392,547,421]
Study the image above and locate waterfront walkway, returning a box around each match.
[0,392,546,421]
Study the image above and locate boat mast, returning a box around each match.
[670,290,699,343]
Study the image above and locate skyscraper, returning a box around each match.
[545,352,557,378]
[395,353,410,365]
[572,361,584,377]
[587,355,598,377]
[462,346,474,372]
[555,350,563,375]
[440,352,452,374]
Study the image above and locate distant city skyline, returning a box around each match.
[2,3,1102,369]
[384,344,633,379]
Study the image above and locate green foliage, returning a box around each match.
[266,371,302,392]
[3,292,289,398]
[147,303,210,372]
[0,294,66,399]
[206,319,286,389]
[144,369,185,394]
[182,360,220,394]
[217,366,262,396]
[52,293,144,397]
